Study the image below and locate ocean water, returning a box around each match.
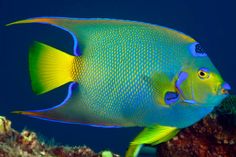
[0,0,236,156]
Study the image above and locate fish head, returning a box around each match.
[177,42,230,108]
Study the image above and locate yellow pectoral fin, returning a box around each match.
[126,125,180,157]
[151,72,178,106]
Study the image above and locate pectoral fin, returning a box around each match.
[126,125,180,157]
[151,72,179,106]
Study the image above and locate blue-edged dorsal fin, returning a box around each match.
[6,17,84,56]
[6,17,134,56]
[6,17,196,57]
[12,82,121,128]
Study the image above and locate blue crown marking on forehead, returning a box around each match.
[189,42,207,57]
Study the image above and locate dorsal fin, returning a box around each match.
[7,17,85,56]
[6,17,195,56]
[6,17,136,56]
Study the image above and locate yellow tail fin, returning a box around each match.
[29,42,77,94]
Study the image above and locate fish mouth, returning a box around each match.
[217,82,231,95]
[175,72,231,107]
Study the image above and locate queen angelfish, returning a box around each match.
[7,17,231,157]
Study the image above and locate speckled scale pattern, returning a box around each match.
[68,21,195,127]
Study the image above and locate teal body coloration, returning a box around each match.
[8,17,230,129]
[74,20,196,128]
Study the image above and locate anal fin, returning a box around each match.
[12,82,120,128]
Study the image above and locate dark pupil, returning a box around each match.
[200,71,205,76]
[195,44,205,54]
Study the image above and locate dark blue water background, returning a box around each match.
[1,0,236,155]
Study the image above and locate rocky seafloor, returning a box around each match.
[158,95,236,157]
[0,95,236,157]
[158,113,236,157]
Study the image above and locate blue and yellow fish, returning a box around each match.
[7,17,231,157]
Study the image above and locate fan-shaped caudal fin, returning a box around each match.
[126,125,179,157]
[29,42,81,94]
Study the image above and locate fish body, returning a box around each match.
[7,17,231,157]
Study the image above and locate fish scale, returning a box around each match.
[76,29,182,126]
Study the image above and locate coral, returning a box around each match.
[0,116,120,157]
[0,116,11,134]
[158,113,236,157]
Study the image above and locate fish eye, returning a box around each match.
[198,68,210,79]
